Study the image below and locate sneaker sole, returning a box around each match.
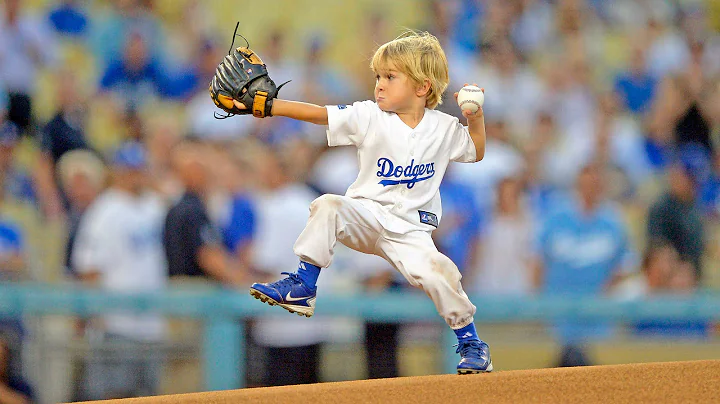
[249,289,314,317]
[457,362,494,374]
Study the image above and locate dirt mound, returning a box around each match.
[76,360,720,403]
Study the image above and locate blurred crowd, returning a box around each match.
[1,0,720,401]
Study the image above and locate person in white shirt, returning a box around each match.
[73,142,167,399]
[237,31,493,373]
[248,145,328,386]
[0,0,57,133]
[469,176,536,296]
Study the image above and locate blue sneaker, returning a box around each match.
[249,272,317,317]
[456,340,493,374]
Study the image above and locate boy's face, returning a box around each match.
[374,64,419,112]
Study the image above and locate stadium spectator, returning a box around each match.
[700,151,720,219]
[644,11,691,79]
[248,144,326,386]
[98,32,177,109]
[72,141,168,399]
[163,140,244,285]
[214,147,255,269]
[260,29,304,102]
[298,33,360,106]
[523,110,563,188]
[648,39,717,155]
[613,43,657,115]
[536,163,634,367]
[47,0,89,38]
[592,91,651,197]
[0,0,58,135]
[541,55,596,152]
[511,0,555,58]
[56,150,106,278]
[89,0,165,69]
[448,118,524,213]
[0,199,26,282]
[468,176,535,296]
[435,175,483,274]
[447,0,483,56]
[144,118,182,200]
[646,147,707,282]
[36,70,91,218]
[618,242,708,339]
[0,148,30,383]
[0,338,33,404]
[360,255,405,380]
[472,39,544,141]
[0,121,35,207]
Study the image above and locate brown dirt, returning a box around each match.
[75,360,720,404]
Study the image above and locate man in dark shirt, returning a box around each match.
[163,141,243,285]
[36,70,91,218]
[647,149,706,282]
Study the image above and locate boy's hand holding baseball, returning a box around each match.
[456,83,486,161]
[455,83,485,121]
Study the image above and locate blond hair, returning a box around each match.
[56,149,107,191]
[370,31,449,109]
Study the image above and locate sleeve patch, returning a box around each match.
[418,210,439,228]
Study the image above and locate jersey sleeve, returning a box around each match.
[448,121,477,163]
[325,101,374,147]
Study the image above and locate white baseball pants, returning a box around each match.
[293,194,476,329]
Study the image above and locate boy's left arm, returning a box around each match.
[454,87,486,161]
[465,110,486,162]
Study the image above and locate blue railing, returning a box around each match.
[1,283,719,390]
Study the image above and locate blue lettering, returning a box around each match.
[404,160,415,177]
[375,157,436,188]
[377,158,394,177]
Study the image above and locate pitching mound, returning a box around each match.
[75,360,720,403]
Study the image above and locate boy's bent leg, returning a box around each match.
[376,231,492,373]
[377,231,476,330]
[293,195,384,267]
[251,195,382,317]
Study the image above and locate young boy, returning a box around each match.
[240,31,492,373]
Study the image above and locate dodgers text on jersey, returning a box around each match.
[376,158,435,188]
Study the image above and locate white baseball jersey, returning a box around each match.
[326,100,477,234]
[73,189,168,341]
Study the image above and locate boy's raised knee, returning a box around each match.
[310,194,343,215]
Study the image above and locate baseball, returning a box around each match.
[457,85,484,113]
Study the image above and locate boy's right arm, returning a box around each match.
[233,99,328,125]
[271,99,329,125]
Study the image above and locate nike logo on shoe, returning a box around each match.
[285,291,314,305]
